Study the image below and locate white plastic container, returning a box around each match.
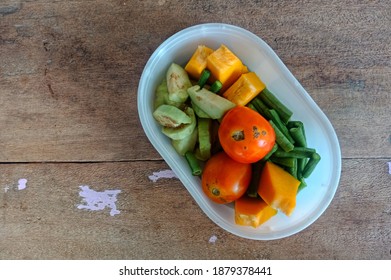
[138,23,341,240]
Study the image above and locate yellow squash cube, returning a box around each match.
[206,45,244,92]
[235,196,277,228]
[258,161,301,216]
[223,72,266,106]
[185,45,214,80]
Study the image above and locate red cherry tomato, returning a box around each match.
[202,151,252,204]
[218,106,275,163]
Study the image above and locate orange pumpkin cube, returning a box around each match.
[258,161,300,216]
[185,45,214,80]
[223,72,266,106]
[235,195,277,228]
[206,45,244,92]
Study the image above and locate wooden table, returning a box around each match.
[1,0,390,260]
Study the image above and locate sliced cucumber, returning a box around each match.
[191,100,211,118]
[154,79,183,109]
[153,104,191,128]
[162,107,196,140]
[154,79,167,110]
[172,126,198,156]
[187,85,236,119]
[166,63,192,104]
[198,118,212,160]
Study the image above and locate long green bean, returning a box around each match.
[259,88,293,123]
[269,120,294,152]
[269,109,295,144]
[185,151,202,176]
[302,152,321,178]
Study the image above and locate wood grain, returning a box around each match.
[0,0,390,260]
[0,159,389,259]
[1,0,390,162]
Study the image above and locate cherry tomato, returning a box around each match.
[218,106,275,164]
[202,151,252,204]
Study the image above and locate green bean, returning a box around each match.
[297,178,307,193]
[210,80,222,93]
[185,151,202,176]
[273,147,316,158]
[269,109,295,144]
[289,126,307,148]
[269,120,294,152]
[297,158,308,179]
[286,121,308,178]
[251,97,273,120]
[197,69,211,88]
[302,152,321,178]
[264,143,278,160]
[285,157,298,178]
[287,120,304,129]
[259,88,293,124]
[247,103,258,112]
[270,156,296,168]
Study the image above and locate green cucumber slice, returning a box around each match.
[166,63,192,104]
[187,85,236,119]
[162,107,196,140]
[154,79,183,109]
[172,126,198,156]
[191,100,211,118]
[197,118,212,160]
[153,104,191,128]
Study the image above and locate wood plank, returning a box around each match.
[1,0,390,162]
[0,1,159,162]
[0,159,389,259]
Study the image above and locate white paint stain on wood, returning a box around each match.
[388,162,391,174]
[4,178,28,192]
[77,185,121,216]
[209,235,218,243]
[17,178,28,190]
[148,169,178,182]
